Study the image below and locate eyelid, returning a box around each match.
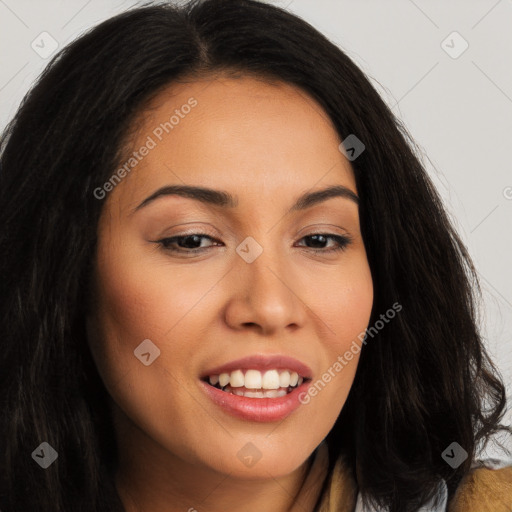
[154,231,353,256]
[156,223,351,242]
[297,222,348,234]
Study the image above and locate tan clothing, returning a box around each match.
[292,441,512,512]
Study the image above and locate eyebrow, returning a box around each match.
[133,183,359,214]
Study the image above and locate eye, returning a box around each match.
[295,233,352,253]
[153,232,353,255]
[156,233,221,254]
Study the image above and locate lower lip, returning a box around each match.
[199,380,311,422]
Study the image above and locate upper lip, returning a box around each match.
[201,354,313,380]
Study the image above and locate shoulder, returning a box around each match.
[447,465,512,512]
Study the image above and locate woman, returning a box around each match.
[0,1,510,511]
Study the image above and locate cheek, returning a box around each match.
[304,256,372,406]
[316,259,374,350]
[328,288,371,341]
[92,237,213,341]
[88,237,224,389]
[299,279,371,431]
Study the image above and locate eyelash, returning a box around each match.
[155,232,352,255]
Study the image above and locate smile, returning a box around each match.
[199,370,311,422]
[205,368,306,397]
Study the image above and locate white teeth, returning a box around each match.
[219,373,230,388]
[207,369,306,391]
[244,369,262,389]
[261,369,280,389]
[230,370,245,388]
[223,387,289,398]
[279,371,290,388]
[244,390,263,398]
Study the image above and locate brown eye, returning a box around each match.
[157,234,221,253]
[154,232,352,256]
[296,234,352,253]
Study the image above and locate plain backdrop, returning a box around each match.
[1,0,511,432]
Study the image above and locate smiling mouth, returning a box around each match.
[201,376,310,398]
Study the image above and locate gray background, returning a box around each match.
[1,0,511,430]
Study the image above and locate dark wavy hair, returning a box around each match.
[0,1,509,511]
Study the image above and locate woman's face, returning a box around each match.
[87,75,373,483]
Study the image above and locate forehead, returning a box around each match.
[114,74,356,210]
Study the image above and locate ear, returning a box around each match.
[447,466,512,512]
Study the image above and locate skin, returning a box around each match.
[86,74,374,512]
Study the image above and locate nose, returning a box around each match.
[222,245,307,336]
